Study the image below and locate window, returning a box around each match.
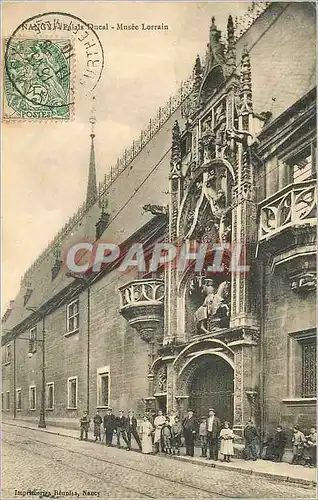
[66,299,79,334]
[67,377,77,409]
[97,366,110,408]
[29,386,36,410]
[29,327,37,354]
[301,338,316,398]
[286,331,316,402]
[287,143,316,183]
[1,393,4,411]
[4,344,11,364]
[16,389,22,411]
[46,383,54,410]
[6,391,10,411]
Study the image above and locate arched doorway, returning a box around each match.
[188,354,234,424]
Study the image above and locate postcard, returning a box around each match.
[2,1,316,499]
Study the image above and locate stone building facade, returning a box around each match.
[2,2,316,445]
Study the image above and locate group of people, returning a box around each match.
[79,408,316,466]
[80,407,236,461]
[263,424,317,467]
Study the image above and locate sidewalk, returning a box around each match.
[2,418,316,487]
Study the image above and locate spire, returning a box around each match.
[86,97,98,208]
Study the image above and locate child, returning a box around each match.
[80,411,90,441]
[199,416,208,457]
[272,425,287,462]
[291,425,305,464]
[304,426,317,467]
[171,416,182,455]
[161,417,172,454]
[219,421,235,462]
[93,410,102,442]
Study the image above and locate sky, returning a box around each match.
[2,1,250,311]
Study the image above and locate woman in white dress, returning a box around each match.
[219,421,235,462]
[141,415,154,454]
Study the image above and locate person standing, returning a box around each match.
[207,408,221,460]
[103,408,116,446]
[93,410,102,442]
[182,409,197,457]
[271,425,287,462]
[219,421,235,462]
[244,420,259,461]
[304,426,317,467]
[291,425,305,465]
[161,418,173,455]
[126,410,142,451]
[199,416,208,457]
[141,415,154,454]
[116,410,129,448]
[153,409,166,453]
[171,416,183,455]
[80,411,90,441]
[168,409,177,426]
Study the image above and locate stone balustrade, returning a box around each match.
[119,278,164,343]
[259,180,317,240]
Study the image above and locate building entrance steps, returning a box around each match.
[2,417,316,487]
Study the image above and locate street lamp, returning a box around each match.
[26,307,46,429]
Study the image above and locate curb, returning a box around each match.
[3,421,316,488]
[171,455,316,487]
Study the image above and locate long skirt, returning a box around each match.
[94,424,101,437]
[142,433,153,454]
[220,438,234,456]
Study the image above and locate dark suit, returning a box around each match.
[116,415,129,447]
[126,415,142,450]
[103,414,116,445]
[182,416,197,457]
[207,416,221,460]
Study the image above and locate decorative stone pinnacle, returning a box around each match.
[239,46,253,116]
[227,15,234,45]
[169,120,182,179]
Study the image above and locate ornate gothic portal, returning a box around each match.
[188,355,234,424]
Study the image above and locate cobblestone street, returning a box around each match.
[2,424,316,499]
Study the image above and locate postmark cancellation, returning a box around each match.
[3,38,73,120]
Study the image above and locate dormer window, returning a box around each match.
[4,344,11,365]
[23,280,33,306]
[95,211,110,240]
[51,246,62,280]
[29,327,37,354]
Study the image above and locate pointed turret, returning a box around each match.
[86,97,98,208]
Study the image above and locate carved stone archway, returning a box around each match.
[175,351,234,422]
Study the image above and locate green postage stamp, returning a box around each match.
[4,39,73,120]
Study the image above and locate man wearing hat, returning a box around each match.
[182,409,197,457]
[103,407,116,446]
[207,408,221,460]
